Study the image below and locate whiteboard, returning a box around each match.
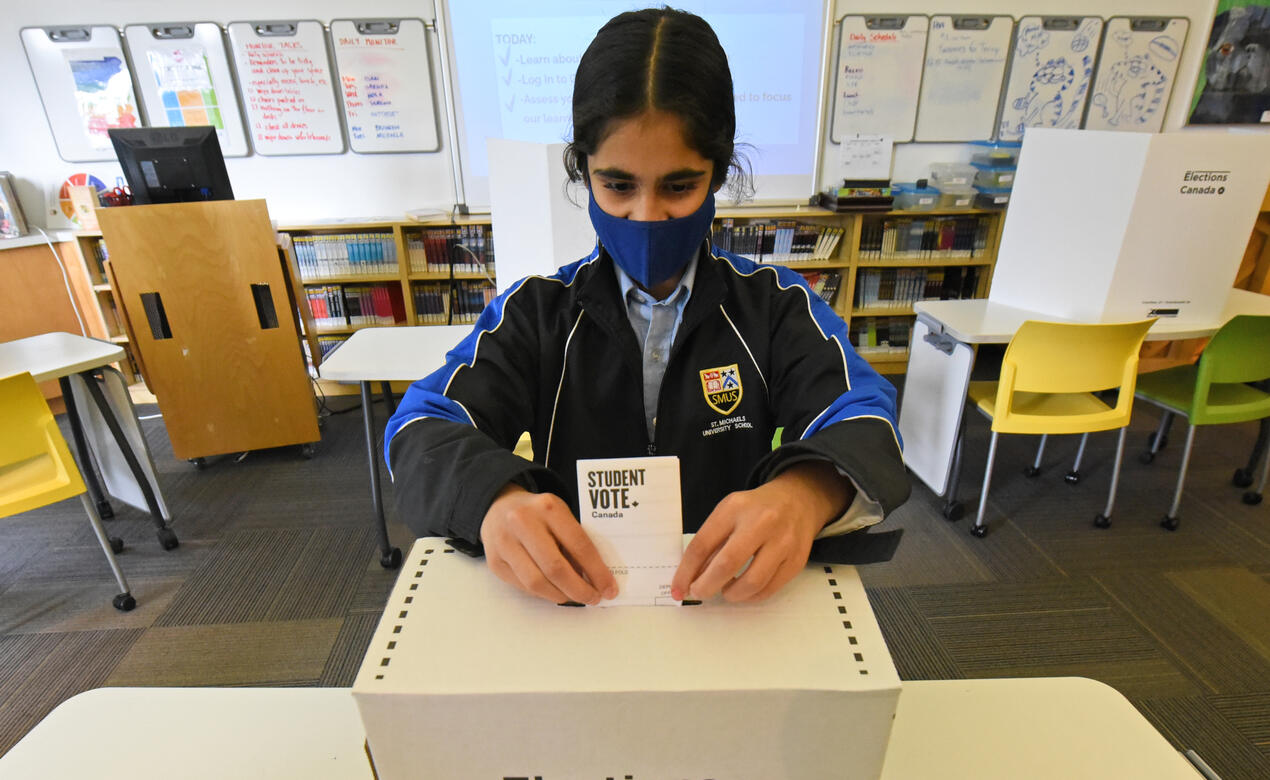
[998,16,1104,141]
[831,16,928,143]
[123,23,250,157]
[227,20,345,155]
[330,19,440,154]
[20,26,143,162]
[915,16,1013,142]
[1084,17,1188,133]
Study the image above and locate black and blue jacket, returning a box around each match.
[385,242,909,544]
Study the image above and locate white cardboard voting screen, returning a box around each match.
[353,538,901,780]
[990,129,1270,323]
[487,138,594,293]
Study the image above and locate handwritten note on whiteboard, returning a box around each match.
[331,19,440,153]
[914,16,1013,142]
[227,21,344,155]
[831,16,928,143]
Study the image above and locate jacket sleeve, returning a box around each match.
[747,267,910,521]
[384,281,568,544]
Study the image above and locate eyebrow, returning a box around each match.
[592,167,708,182]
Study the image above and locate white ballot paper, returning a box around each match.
[577,456,683,606]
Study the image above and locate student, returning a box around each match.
[386,8,909,606]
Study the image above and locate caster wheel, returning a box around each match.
[109,536,124,554]
[1243,492,1263,506]
[97,500,115,520]
[1093,514,1111,529]
[157,527,180,551]
[113,593,136,612]
[1233,468,1254,488]
[970,524,988,538]
[189,457,206,470]
[941,501,964,522]
[299,442,317,460]
[1160,516,1180,531]
[1065,471,1081,485]
[1139,451,1155,465]
[1022,465,1041,478]
[380,547,403,569]
[1147,432,1168,450]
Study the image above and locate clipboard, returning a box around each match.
[1084,17,1188,132]
[998,16,1105,141]
[914,16,1013,142]
[20,25,142,162]
[831,15,929,143]
[123,23,250,157]
[227,20,345,156]
[329,18,441,154]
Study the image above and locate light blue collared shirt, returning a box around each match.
[614,253,699,440]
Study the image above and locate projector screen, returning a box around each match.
[442,0,831,209]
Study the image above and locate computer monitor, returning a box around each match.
[108,127,234,205]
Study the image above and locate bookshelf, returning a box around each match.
[81,206,1004,392]
[68,231,143,384]
[714,206,1006,374]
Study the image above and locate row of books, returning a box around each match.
[858,216,992,260]
[407,225,496,275]
[849,317,912,354]
[712,220,845,264]
[854,267,982,310]
[294,233,399,279]
[307,284,407,330]
[87,238,110,282]
[797,270,842,306]
[413,280,497,325]
[316,336,347,359]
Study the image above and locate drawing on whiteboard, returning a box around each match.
[146,48,225,130]
[1000,20,1097,139]
[66,53,139,149]
[1089,31,1181,129]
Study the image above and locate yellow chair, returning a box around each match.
[0,372,135,611]
[961,319,1155,537]
[1135,314,1270,530]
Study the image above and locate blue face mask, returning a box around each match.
[588,190,716,289]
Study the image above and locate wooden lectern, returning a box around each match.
[97,199,319,461]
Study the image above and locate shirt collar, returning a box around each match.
[613,250,700,307]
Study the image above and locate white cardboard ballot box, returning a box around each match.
[352,538,901,779]
[989,128,1270,324]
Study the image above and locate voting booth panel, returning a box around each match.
[353,538,901,779]
[990,129,1270,324]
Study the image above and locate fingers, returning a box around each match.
[671,510,734,600]
[481,488,617,605]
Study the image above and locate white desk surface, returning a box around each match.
[917,288,1270,344]
[317,325,470,383]
[0,678,1199,779]
[0,332,125,383]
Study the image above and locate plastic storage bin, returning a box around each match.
[973,187,1012,209]
[929,163,976,188]
[972,162,1016,189]
[936,185,975,210]
[969,140,1022,168]
[892,182,940,211]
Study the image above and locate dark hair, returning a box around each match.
[563,7,751,199]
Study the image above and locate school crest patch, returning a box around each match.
[700,364,742,416]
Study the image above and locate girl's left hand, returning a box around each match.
[670,460,853,603]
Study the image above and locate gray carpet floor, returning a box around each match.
[1,378,1268,778]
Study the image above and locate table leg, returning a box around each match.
[363,381,402,569]
[78,370,179,551]
[379,381,396,415]
[57,376,113,520]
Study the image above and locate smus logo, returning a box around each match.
[1179,169,1229,196]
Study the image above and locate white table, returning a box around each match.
[0,678,1205,779]
[898,289,1270,511]
[317,326,470,568]
[0,332,176,549]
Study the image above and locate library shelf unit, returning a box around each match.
[69,230,143,385]
[714,205,1006,374]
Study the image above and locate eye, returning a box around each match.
[602,180,634,194]
[665,181,699,195]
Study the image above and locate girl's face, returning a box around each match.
[587,109,715,221]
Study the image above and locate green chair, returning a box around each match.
[1136,315,1270,530]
